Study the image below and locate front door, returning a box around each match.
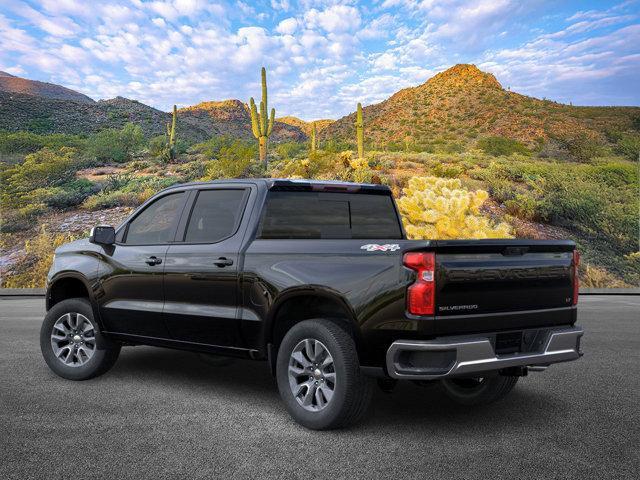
[97,191,187,338]
[163,187,251,347]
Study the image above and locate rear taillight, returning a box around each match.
[572,250,580,305]
[404,252,435,315]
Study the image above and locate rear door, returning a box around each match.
[162,185,253,347]
[98,190,188,338]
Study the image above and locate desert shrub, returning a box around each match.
[82,191,146,210]
[504,194,540,221]
[475,158,638,254]
[0,203,47,233]
[202,140,257,179]
[88,123,144,162]
[193,136,244,158]
[0,131,87,154]
[397,176,513,239]
[148,135,167,157]
[2,227,78,288]
[174,160,206,182]
[432,163,463,178]
[275,141,306,160]
[0,147,81,209]
[322,139,352,153]
[615,133,640,160]
[27,117,54,134]
[477,136,529,156]
[580,263,628,288]
[555,132,603,162]
[30,179,98,209]
[275,151,338,179]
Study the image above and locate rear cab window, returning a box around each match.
[257,190,403,239]
[183,189,248,243]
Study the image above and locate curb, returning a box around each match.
[0,288,46,297]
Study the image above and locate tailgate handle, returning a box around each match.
[503,246,529,256]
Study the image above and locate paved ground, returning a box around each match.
[1,296,638,479]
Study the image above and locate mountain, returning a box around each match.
[0,91,210,141]
[0,75,306,142]
[277,116,334,135]
[321,64,640,148]
[0,71,94,104]
[179,100,306,142]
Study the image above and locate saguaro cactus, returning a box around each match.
[165,104,177,161]
[310,122,317,152]
[355,102,364,160]
[250,67,275,167]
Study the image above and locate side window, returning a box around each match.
[125,192,185,245]
[184,189,247,243]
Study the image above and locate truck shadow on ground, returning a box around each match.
[109,345,570,431]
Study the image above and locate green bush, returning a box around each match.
[88,123,144,162]
[31,179,99,209]
[82,191,143,210]
[556,133,603,162]
[148,135,166,157]
[0,203,47,232]
[477,136,529,156]
[615,133,640,160]
[0,131,87,154]
[504,194,540,221]
[0,147,81,209]
[275,141,306,160]
[202,139,257,179]
[432,163,463,178]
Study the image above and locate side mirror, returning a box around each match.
[89,225,115,245]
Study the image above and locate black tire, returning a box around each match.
[40,298,121,381]
[276,319,373,430]
[440,375,518,406]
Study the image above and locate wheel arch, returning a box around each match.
[264,287,362,373]
[46,273,101,325]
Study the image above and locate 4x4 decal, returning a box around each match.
[360,244,401,252]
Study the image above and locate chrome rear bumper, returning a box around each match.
[386,325,583,380]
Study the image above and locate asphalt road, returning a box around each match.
[1,296,638,479]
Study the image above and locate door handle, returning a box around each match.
[213,257,233,267]
[145,256,162,266]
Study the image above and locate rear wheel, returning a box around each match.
[276,319,373,430]
[440,375,518,406]
[40,298,121,381]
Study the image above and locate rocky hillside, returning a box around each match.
[321,64,640,148]
[179,100,306,142]
[0,74,306,143]
[0,71,94,104]
[277,116,334,135]
[0,91,210,142]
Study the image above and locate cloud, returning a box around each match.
[8,2,80,37]
[305,5,361,33]
[276,17,298,35]
[0,0,637,118]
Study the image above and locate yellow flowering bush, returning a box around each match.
[397,176,513,239]
[2,227,79,288]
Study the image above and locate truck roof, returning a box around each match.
[164,178,392,194]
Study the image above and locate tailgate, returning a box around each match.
[431,240,577,331]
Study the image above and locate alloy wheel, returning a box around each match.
[50,312,96,367]
[288,338,336,412]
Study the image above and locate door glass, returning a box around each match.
[184,189,247,243]
[125,192,185,244]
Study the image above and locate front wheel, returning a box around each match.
[440,375,518,406]
[276,319,373,430]
[40,298,121,381]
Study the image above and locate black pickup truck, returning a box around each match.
[40,178,583,429]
